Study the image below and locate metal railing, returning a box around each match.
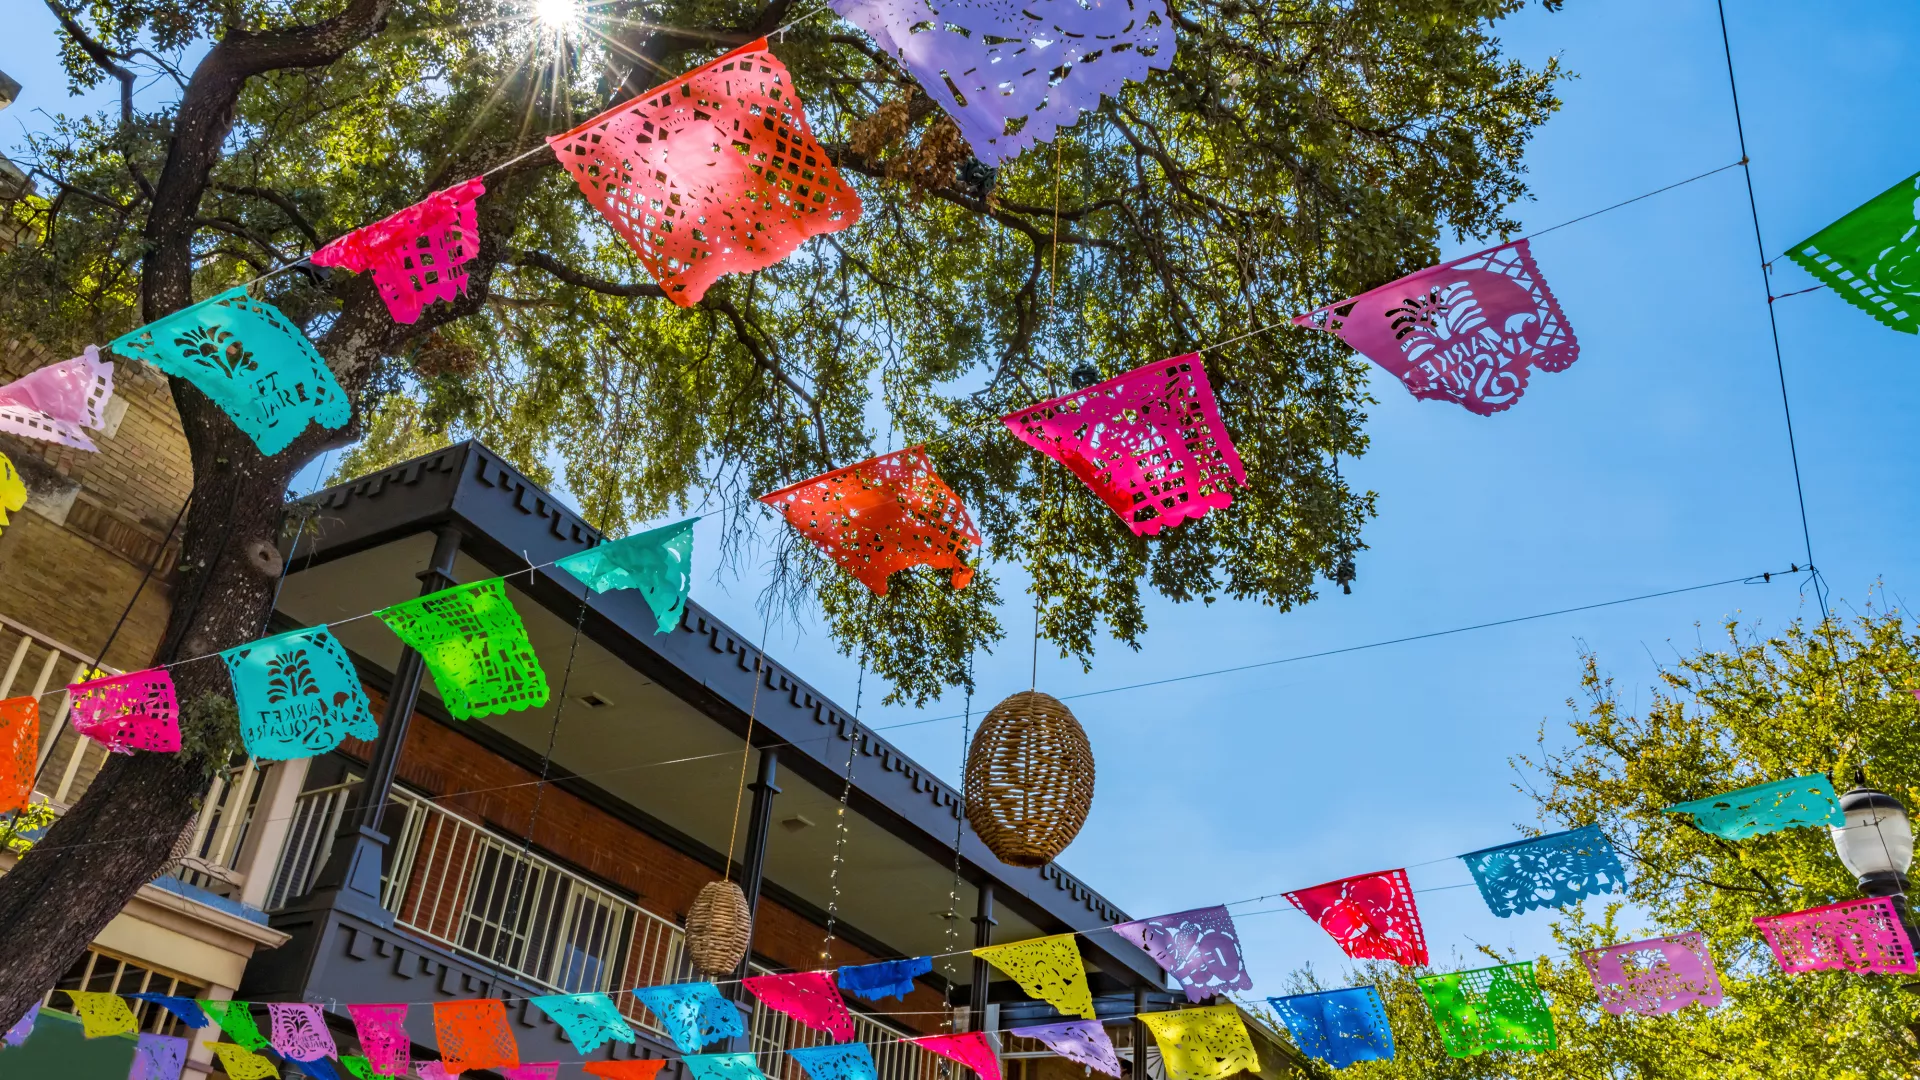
[270,784,944,1080]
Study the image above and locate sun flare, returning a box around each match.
[531,0,580,31]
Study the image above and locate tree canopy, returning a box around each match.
[1279,607,1920,1079]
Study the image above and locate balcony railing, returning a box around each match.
[0,614,114,806]
[270,783,944,1080]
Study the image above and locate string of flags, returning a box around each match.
[2,767,1903,1075]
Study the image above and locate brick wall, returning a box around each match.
[344,696,951,1033]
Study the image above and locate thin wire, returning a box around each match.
[1715,0,1826,621]
[819,660,867,961]
[723,610,778,879]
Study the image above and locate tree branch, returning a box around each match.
[44,0,135,127]
[701,293,830,460]
[213,183,321,245]
[507,248,666,298]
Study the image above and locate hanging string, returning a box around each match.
[818,659,867,963]
[722,607,779,881]
[940,662,975,1030]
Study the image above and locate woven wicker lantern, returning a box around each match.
[965,689,1096,868]
[686,879,752,976]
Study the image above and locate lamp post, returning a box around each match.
[1829,769,1916,929]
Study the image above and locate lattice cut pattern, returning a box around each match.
[1416,963,1555,1059]
[975,934,1098,1019]
[1580,933,1723,1017]
[310,178,486,324]
[377,578,549,720]
[631,982,743,1053]
[108,287,350,455]
[205,1042,280,1080]
[417,1064,460,1080]
[547,39,861,307]
[741,971,856,1040]
[909,1032,1003,1080]
[531,994,636,1055]
[433,999,519,1074]
[1268,987,1394,1070]
[0,345,115,450]
[63,990,138,1038]
[584,1061,668,1080]
[201,1001,268,1050]
[761,446,980,595]
[555,517,698,635]
[0,453,24,538]
[790,1042,880,1080]
[1664,773,1844,839]
[341,1059,377,1080]
[684,1053,769,1080]
[1755,896,1918,975]
[0,697,37,814]
[224,626,379,760]
[1286,869,1428,967]
[1003,354,1245,536]
[266,1004,337,1062]
[1138,1005,1258,1080]
[1111,905,1253,1003]
[1293,239,1578,416]
[1010,1020,1121,1077]
[1787,170,1920,332]
[133,1033,188,1080]
[837,956,932,1002]
[128,994,210,1031]
[830,0,1173,165]
[68,668,180,754]
[1460,825,1626,918]
[347,1003,410,1077]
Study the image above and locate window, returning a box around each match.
[455,838,632,993]
[48,948,207,1037]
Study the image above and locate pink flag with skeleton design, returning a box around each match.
[1294,239,1579,415]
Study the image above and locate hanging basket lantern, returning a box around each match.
[965,690,1096,868]
[686,879,752,976]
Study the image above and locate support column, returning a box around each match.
[1132,987,1152,1080]
[968,883,996,1033]
[307,525,462,920]
[731,748,782,991]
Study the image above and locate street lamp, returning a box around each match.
[1830,768,1915,913]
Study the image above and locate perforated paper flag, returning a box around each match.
[1461,826,1626,918]
[433,999,519,1074]
[1293,240,1578,416]
[132,1033,188,1080]
[4,1003,37,1047]
[548,40,861,307]
[310,179,486,324]
[267,1003,337,1062]
[555,518,697,635]
[741,971,856,1040]
[1268,987,1394,1070]
[205,1042,280,1080]
[837,956,932,1002]
[789,1042,880,1080]
[1754,896,1917,974]
[1137,1005,1258,1080]
[761,446,980,595]
[1286,869,1428,966]
[128,993,210,1030]
[975,935,1097,1019]
[62,990,137,1038]
[1664,774,1843,839]
[224,626,378,759]
[301,1060,344,1080]
[0,696,38,814]
[67,668,181,754]
[1009,1020,1121,1077]
[1003,355,1245,537]
[349,999,408,1068]
[377,578,549,721]
[908,1032,1002,1080]
[830,0,1172,166]
[342,1057,377,1080]
[584,1061,668,1080]
[1580,933,1723,1016]
[630,983,742,1054]
[531,994,635,1054]
[418,1064,460,1080]
[1787,170,1920,332]
[502,1066,560,1080]
[1111,905,1253,1003]
[108,288,349,456]
[0,345,114,450]
[0,453,22,537]
[1416,962,1555,1059]
[683,1053,768,1080]
[347,1003,409,1077]
[201,1001,267,1050]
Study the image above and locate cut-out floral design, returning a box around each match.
[1268,987,1394,1069]
[377,578,549,721]
[974,935,1097,1019]
[760,446,980,596]
[1111,905,1253,1003]
[530,994,636,1054]
[554,517,698,635]
[1009,1020,1121,1077]
[1137,1005,1258,1080]
[1285,869,1428,966]
[741,971,856,1040]
[1664,774,1844,839]
[1788,169,1920,332]
[346,1003,409,1077]
[224,626,379,759]
[789,1043,880,1080]
[1755,896,1917,975]
[67,669,180,754]
[433,999,519,1074]
[1580,933,1723,1016]
[1460,826,1626,918]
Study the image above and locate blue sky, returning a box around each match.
[7,0,1917,996]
